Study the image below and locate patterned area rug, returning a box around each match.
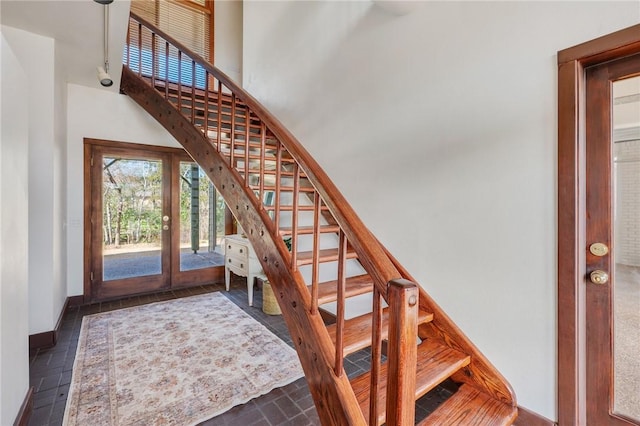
[63,292,303,425]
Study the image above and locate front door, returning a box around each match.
[584,54,640,425]
[85,140,226,302]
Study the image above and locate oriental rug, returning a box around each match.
[62,292,303,425]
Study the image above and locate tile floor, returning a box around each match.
[28,280,453,425]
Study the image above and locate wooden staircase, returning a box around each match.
[120,12,518,425]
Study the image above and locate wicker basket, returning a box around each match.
[262,281,281,315]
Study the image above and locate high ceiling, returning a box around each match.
[1,0,132,91]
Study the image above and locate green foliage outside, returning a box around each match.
[102,159,225,249]
[102,158,163,247]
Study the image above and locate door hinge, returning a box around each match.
[90,271,94,281]
[91,156,94,167]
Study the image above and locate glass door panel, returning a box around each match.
[102,157,164,280]
[612,75,640,422]
[178,161,225,272]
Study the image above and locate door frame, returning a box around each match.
[83,138,227,302]
[557,24,640,426]
[86,140,173,301]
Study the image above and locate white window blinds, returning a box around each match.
[130,0,213,62]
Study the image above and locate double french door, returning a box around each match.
[85,140,228,302]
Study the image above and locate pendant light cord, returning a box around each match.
[103,4,110,73]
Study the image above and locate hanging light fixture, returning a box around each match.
[95,0,114,87]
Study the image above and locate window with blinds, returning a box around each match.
[130,0,213,63]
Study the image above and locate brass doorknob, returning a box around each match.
[590,270,609,285]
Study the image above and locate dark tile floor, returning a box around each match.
[28,280,452,426]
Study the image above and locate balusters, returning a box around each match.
[191,60,196,124]
[164,41,169,99]
[274,143,282,232]
[290,164,300,268]
[335,230,347,377]
[126,22,131,68]
[177,51,182,112]
[216,81,222,152]
[137,22,142,77]
[368,286,383,426]
[311,193,321,315]
[150,32,156,87]
[244,107,250,186]
[204,71,209,138]
[259,123,266,205]
[230,94,236,167]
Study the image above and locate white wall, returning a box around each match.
[215,0,243,83]
[0,28,30,426]
[66,84,180,296]
[242,1,640,420]
[2,25,67,335]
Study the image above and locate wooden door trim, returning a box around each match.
[83,142,93,303]
[557,24,640,426]
[84,138,187,154]
[83,138,184,303]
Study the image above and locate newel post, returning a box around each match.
[386,279,418,426]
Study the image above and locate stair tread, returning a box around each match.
[418,384,517,426]
[351,339,470,425]
[279,225,340,236]
[326,309,433,356]
[308,274,374,305]
[296,248,358,266]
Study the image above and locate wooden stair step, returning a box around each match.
[279,225,340,236]
[296,247,358,266]
[308,274,374,305]
[352,339,471,425]
[418,384,517,426]
[326,309,433,356]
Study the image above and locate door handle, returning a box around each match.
[589,270,609,285]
